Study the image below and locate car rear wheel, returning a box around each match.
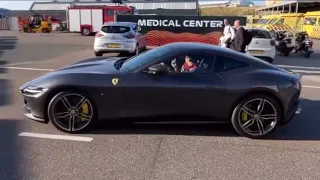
[231,94,280,139]
[82,28,90,36]
[134,44,139,55]
[95,52,103,57]
[47,91,96,133]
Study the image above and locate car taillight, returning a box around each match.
[95,32,104,38]
[123,33,135,39]
[270,40,275,46]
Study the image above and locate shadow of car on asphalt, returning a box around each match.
[0,120,24,180]
[90,117,237,137]
[87,98,320,140]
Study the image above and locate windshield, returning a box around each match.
[101,26,130,33]
[119,46,171,72]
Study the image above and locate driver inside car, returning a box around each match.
[171,55,198,73]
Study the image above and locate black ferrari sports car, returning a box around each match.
[20,42,302,138]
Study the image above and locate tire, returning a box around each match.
[231,94,281,139]
[133,44,139,56]
[304,51,311,58]
[283,51,290,57]
[95,51,103,57]
[81,28,90,36]
[41,28,48,33]
[141,45,147,52]
[47,91,96,133]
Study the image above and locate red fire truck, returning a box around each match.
[67,4,136,36]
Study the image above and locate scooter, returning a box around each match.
[294,31,314,58]
[275,31,294,56]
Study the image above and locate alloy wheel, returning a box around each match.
[238,98,277,136]
[50,93,93,132]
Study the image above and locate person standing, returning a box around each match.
[230,20,246,53]
[219,18,235,48]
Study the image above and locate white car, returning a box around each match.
[245,27,276,63]
[93,22,147,57]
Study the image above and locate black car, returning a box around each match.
[20,42,302,139]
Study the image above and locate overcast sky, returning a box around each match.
[0,0,268,10]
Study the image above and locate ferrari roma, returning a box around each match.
[20,42,302,139]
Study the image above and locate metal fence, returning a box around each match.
[0,17,9,30]
[0,36,18,106]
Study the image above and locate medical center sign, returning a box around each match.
[137,19,223,28]
[116,15,246,34]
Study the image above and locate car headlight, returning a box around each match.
[21,85,48,97]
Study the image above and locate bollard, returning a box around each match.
[0,36,18,106]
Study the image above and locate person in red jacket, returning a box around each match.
[181,55,197,73]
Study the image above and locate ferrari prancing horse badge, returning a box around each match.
[112,78,119,85]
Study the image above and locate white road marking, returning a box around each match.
[292,69,320,74]
[303,85,320,89]
[18,132,93,142]
[0,66,54,71]
[277,64,320,70]
[0,61,39,67]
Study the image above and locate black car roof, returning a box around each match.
[161,42,278,69]
[160,42,245,58]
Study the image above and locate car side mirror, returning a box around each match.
[148,64,167,75]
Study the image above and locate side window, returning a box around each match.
[304,17,317,25]
[106,10,114,16]
[213,56,248,73]
[274,18,284,25]
[164,54,215,74]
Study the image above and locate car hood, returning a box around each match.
[55,56,129,73]
[19,56,129,90]
[275,65,301,78]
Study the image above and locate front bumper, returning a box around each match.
[23,104,45,122]
[20,90,48,122]
[281,97,301,125]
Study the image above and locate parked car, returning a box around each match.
[19,42,301,139]
[93,22,146,57]
[245,27,276,63]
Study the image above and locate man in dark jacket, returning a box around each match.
[230,20,246,53]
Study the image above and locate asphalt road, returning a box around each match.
[1,31,320,180]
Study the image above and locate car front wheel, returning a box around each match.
[231,94,281,139]
[47,91,96,133]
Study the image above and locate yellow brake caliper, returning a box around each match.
[80,102,89,121]
[241,112,248,121]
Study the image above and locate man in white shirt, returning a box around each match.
[219,18,235,48]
